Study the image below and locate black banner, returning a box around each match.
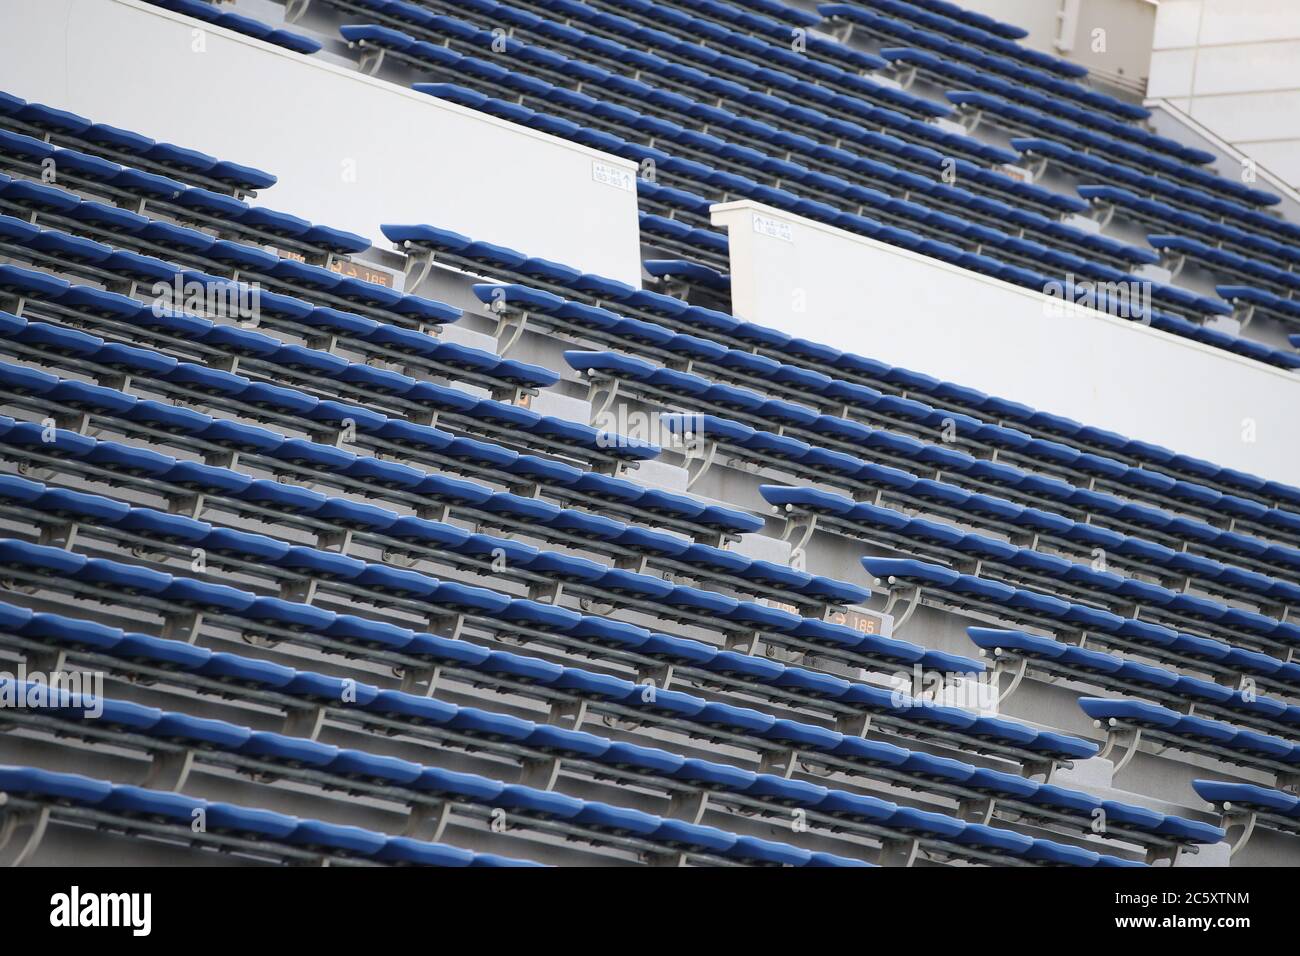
[0,864,1272,942]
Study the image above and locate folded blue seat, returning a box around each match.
[34,487,130,524]
[1024,839,1099,866]
[284,819,388,856]
[99,784,207,828]
[725,835,811,866]
[238,730,340,768]
[0,766,113,805]
[954,822,1034,856]
[692,700,777,735]
[861,556,960,588]
[362,684,458,728]
[329,749,424,786]
[494,784,585,820]
[1078,697,1179,728]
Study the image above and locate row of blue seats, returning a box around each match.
[355,22,1098,235]
[0,363,756,543]
[948,93,1249,211]
[0,447,860,615]
[0,92,278,194]
[385,0,1022,172]
[0,183,394,309]
[638,212,730,267]
[0,609,1208,861]
[0,604,1155,863]
[0,317,626,475]
[1,679,854,866]
[649,0,820,27]
[0,257,484,406]
[969,628,1300,745]
[0,136,367,259]
[0,457,941,662]
[862,557,1300,692]
[144,0,323,53]
[758,485,1300,649]
[428,251,1300,548]
[678,420,1300,590]
[0,601,1185,858]
[0,208,559,398]
[0,766,539,865]
[1016,136,1282,216]
[763,484,1300,616]
[0,540,1105,767]
[1078,185,1300,269]
[1017,138,1295,248]
[838,0,1086,79]
[0,566,1102,846]
[0,282,652,467]
[645,1,1193,177]
[823,6,1147,121]
[579,394,1300,589]
[0,177,427,326]
[1080,697,1300,777]
[593,0,881,73]
[613,337,1289,540]
[386,17,1174,256]
[0,684,1150,865]
[946,91,1217,170]
[416,14,1031,182]
[608,395,1300,596]
[565,347,1300,551]
[0,410,745,582]
[342,0,912,115]
[604,0,1029,129]
[1218,285,1300,329]
[834,491,1300,651]
[0,466,886,643]
[879,47,1150,149]
[368,243,1300,504]
[534,0,888,76]
[0,596,1070,790]
[1151,233,1300,300]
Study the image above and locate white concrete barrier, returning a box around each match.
[0,0,644,284]
[712,198,1300,486]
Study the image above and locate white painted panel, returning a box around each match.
[713,200,1300,486]
[1146,48,1198,98]
[1152,0,1205,49]
[1190,40,1300,95]
[0,0,643,285]
[1199,0,1300,45]
[1186,89,1300,141]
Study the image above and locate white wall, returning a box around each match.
[712,200,1300,486]
[0,0,644,285]
[1148,0,1300,189]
